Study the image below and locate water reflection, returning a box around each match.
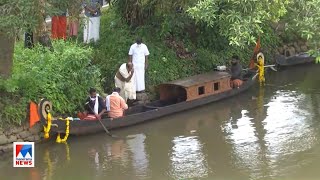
[223,86,269,179]
[169,136,208,179]
[127,134,149,179]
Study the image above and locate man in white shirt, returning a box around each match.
[128,38,150,93]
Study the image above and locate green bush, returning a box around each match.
[0,41,101,126]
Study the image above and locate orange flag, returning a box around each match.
[29,101,40,128]
[249,36,261,69]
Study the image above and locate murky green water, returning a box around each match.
[1,65,320,180]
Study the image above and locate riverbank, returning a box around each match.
[0,123,42,155]
[0,4,311,148]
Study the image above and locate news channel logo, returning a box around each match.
[13,142,35,167]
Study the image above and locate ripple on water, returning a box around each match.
[168,136,209,179]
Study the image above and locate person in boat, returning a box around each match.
[83,88,106,120]
[128,37,150,93]
[114,62,136,103]
[106,87,128,118]
[230,55,243,88]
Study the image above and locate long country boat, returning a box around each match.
[45,71,257,135]
[275,52,315,67]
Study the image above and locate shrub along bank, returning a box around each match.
[0,41,102,126]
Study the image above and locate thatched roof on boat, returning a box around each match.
[160,71,231,88]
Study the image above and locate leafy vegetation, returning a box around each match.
[186,0,320,52]
[187,0,289,47]
[0,41,101,126]
[283,0,320,49]
[1,0,320,126]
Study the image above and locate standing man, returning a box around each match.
[114,62,136,102]
[83,0,103,43]
[128,37,150,93]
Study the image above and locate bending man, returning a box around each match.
[115,62,136,102]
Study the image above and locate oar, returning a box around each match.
[85,102,116,138]
[252,73,259,80]
[264,64,277,71]
[243,64,277,72]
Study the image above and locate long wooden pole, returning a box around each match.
[86,102,116,138]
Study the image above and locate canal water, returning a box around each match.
[0,65,320,180]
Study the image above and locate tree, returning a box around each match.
[284,0,320,49]
[187,0,289,47]
[0,0,38,78]
[0,0,48,78]
[0,0,82,78]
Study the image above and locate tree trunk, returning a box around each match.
[0,33,15,79]
[34,0,54,51]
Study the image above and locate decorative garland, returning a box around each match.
[43,112,52,139]
[56,118,70,143]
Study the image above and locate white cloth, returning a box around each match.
[128,43,150,65]
[84,16,100,43]
[106,95,110,111]
[93,94,99,114]
[133,65,145,91]
[128,43,149,91]
[114,63,136,101]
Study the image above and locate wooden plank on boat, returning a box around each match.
[158,71,232,102]
[161,71,231,88]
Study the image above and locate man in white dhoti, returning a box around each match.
[128,38,150,92]
[83,0,103,43]
[114,62,136,102]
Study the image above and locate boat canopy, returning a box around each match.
[158,71,232,102]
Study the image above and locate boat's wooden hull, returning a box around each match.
[275,53,315,66]
[50,72,257,135]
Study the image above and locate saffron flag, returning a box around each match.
[29,101,40,128]
[249,37,261,69]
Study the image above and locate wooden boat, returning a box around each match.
[44,71,257,135]
[275,53,315,67]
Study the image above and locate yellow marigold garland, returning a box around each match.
[43,112,52,139]
[56,118,70,143]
